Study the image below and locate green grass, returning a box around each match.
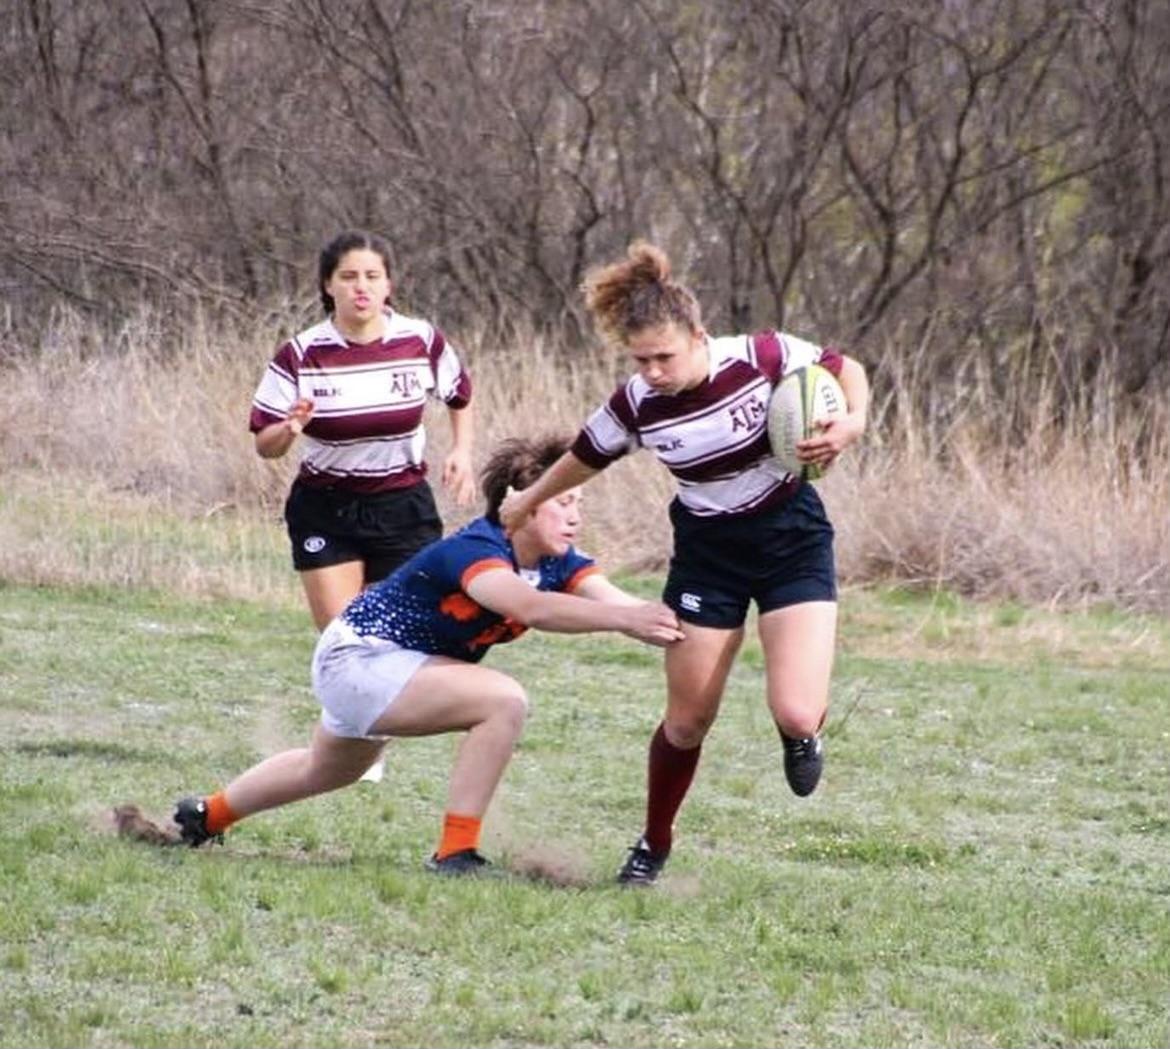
[1,580,1169,1047]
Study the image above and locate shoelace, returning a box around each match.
[627,847,658,873]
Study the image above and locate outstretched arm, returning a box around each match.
[570,572,649,608]
[498,451,599,535]
[466,569,683,647]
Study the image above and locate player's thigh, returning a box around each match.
[307,723,385,784]
[370,657,527,738]
[663,622,744,731]
[757,601,837,716]
[299,561,365,629]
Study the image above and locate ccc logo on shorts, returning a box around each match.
[303,536,327,554]
[680,592,702,613]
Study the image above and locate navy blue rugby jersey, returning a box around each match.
[340,517,599,661]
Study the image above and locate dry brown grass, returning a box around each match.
[834,373,1170,612]
[2,311,1166,611]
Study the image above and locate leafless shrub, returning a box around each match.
[2,0,1167,427]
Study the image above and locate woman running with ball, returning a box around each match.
[500,241,869,884]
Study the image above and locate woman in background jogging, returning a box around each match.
[500,241,869,885]
[251,230,477,630]
[251,231,477,781]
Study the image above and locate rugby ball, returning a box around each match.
[767,364,846,480]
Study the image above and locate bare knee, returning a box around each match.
[773,705,826,740]
[665,708,717,749]
[492,682,529,738]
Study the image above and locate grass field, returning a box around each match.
[1,579,1168,1048]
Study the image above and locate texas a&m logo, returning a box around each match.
[728,394,766,432]
[389,369,424,398]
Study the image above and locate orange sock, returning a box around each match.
[436,812,481,859]
[204,791,240,835]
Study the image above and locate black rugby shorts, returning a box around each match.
[662,483,837,629]
[284,478,442,584]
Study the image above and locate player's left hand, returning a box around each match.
[797,411,865,470]
[441,449,477,505]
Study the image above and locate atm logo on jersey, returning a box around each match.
[728,394,767,432]
[389,368,424,398]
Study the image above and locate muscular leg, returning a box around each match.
[757,601,837,738]
[662,623,743,745]
[193,660,525,850]
[759,601,837,796]
[222,724,384,818]
[640,624,742,854]
[369,658,529,819]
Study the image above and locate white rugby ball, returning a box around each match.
[767,364,846,480]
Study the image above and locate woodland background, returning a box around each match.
[1,0,1167,610]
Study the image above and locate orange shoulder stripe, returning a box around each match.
[460,557,512,590]
[566,564,602,593]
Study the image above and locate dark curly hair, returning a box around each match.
[481,435,572,523]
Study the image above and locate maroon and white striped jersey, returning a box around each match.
[250,313,472,493]
[571,331,844,517]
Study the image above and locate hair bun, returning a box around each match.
[627,240,671,285]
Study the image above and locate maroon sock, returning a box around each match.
[643,723,701,855]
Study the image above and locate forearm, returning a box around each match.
[254,419,300,459]
[515,452,599,511]
[515,591,632,635]
[572,574,645,607]
[447,404,473,454]
[468,571,682,647]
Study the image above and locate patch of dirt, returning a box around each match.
[508,842,592,889]
[110,803,183,846]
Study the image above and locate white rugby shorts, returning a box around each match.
[312,618,430,738]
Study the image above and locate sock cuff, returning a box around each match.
[205,791,239,835]
[436,811,482,860]
[652,722,701,762]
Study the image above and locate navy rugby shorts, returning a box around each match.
[284,478,442,584]
[662,482,837,629]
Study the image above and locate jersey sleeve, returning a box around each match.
[427,325,472,409]
[249,340,299,432]
[569,384,639,469]
[773,331,845,379]
[750,331,785,384]
[815,346,845,376]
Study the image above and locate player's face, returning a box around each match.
[527,487,584,557]
[627,323,708,395]
[324,249,391,333]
